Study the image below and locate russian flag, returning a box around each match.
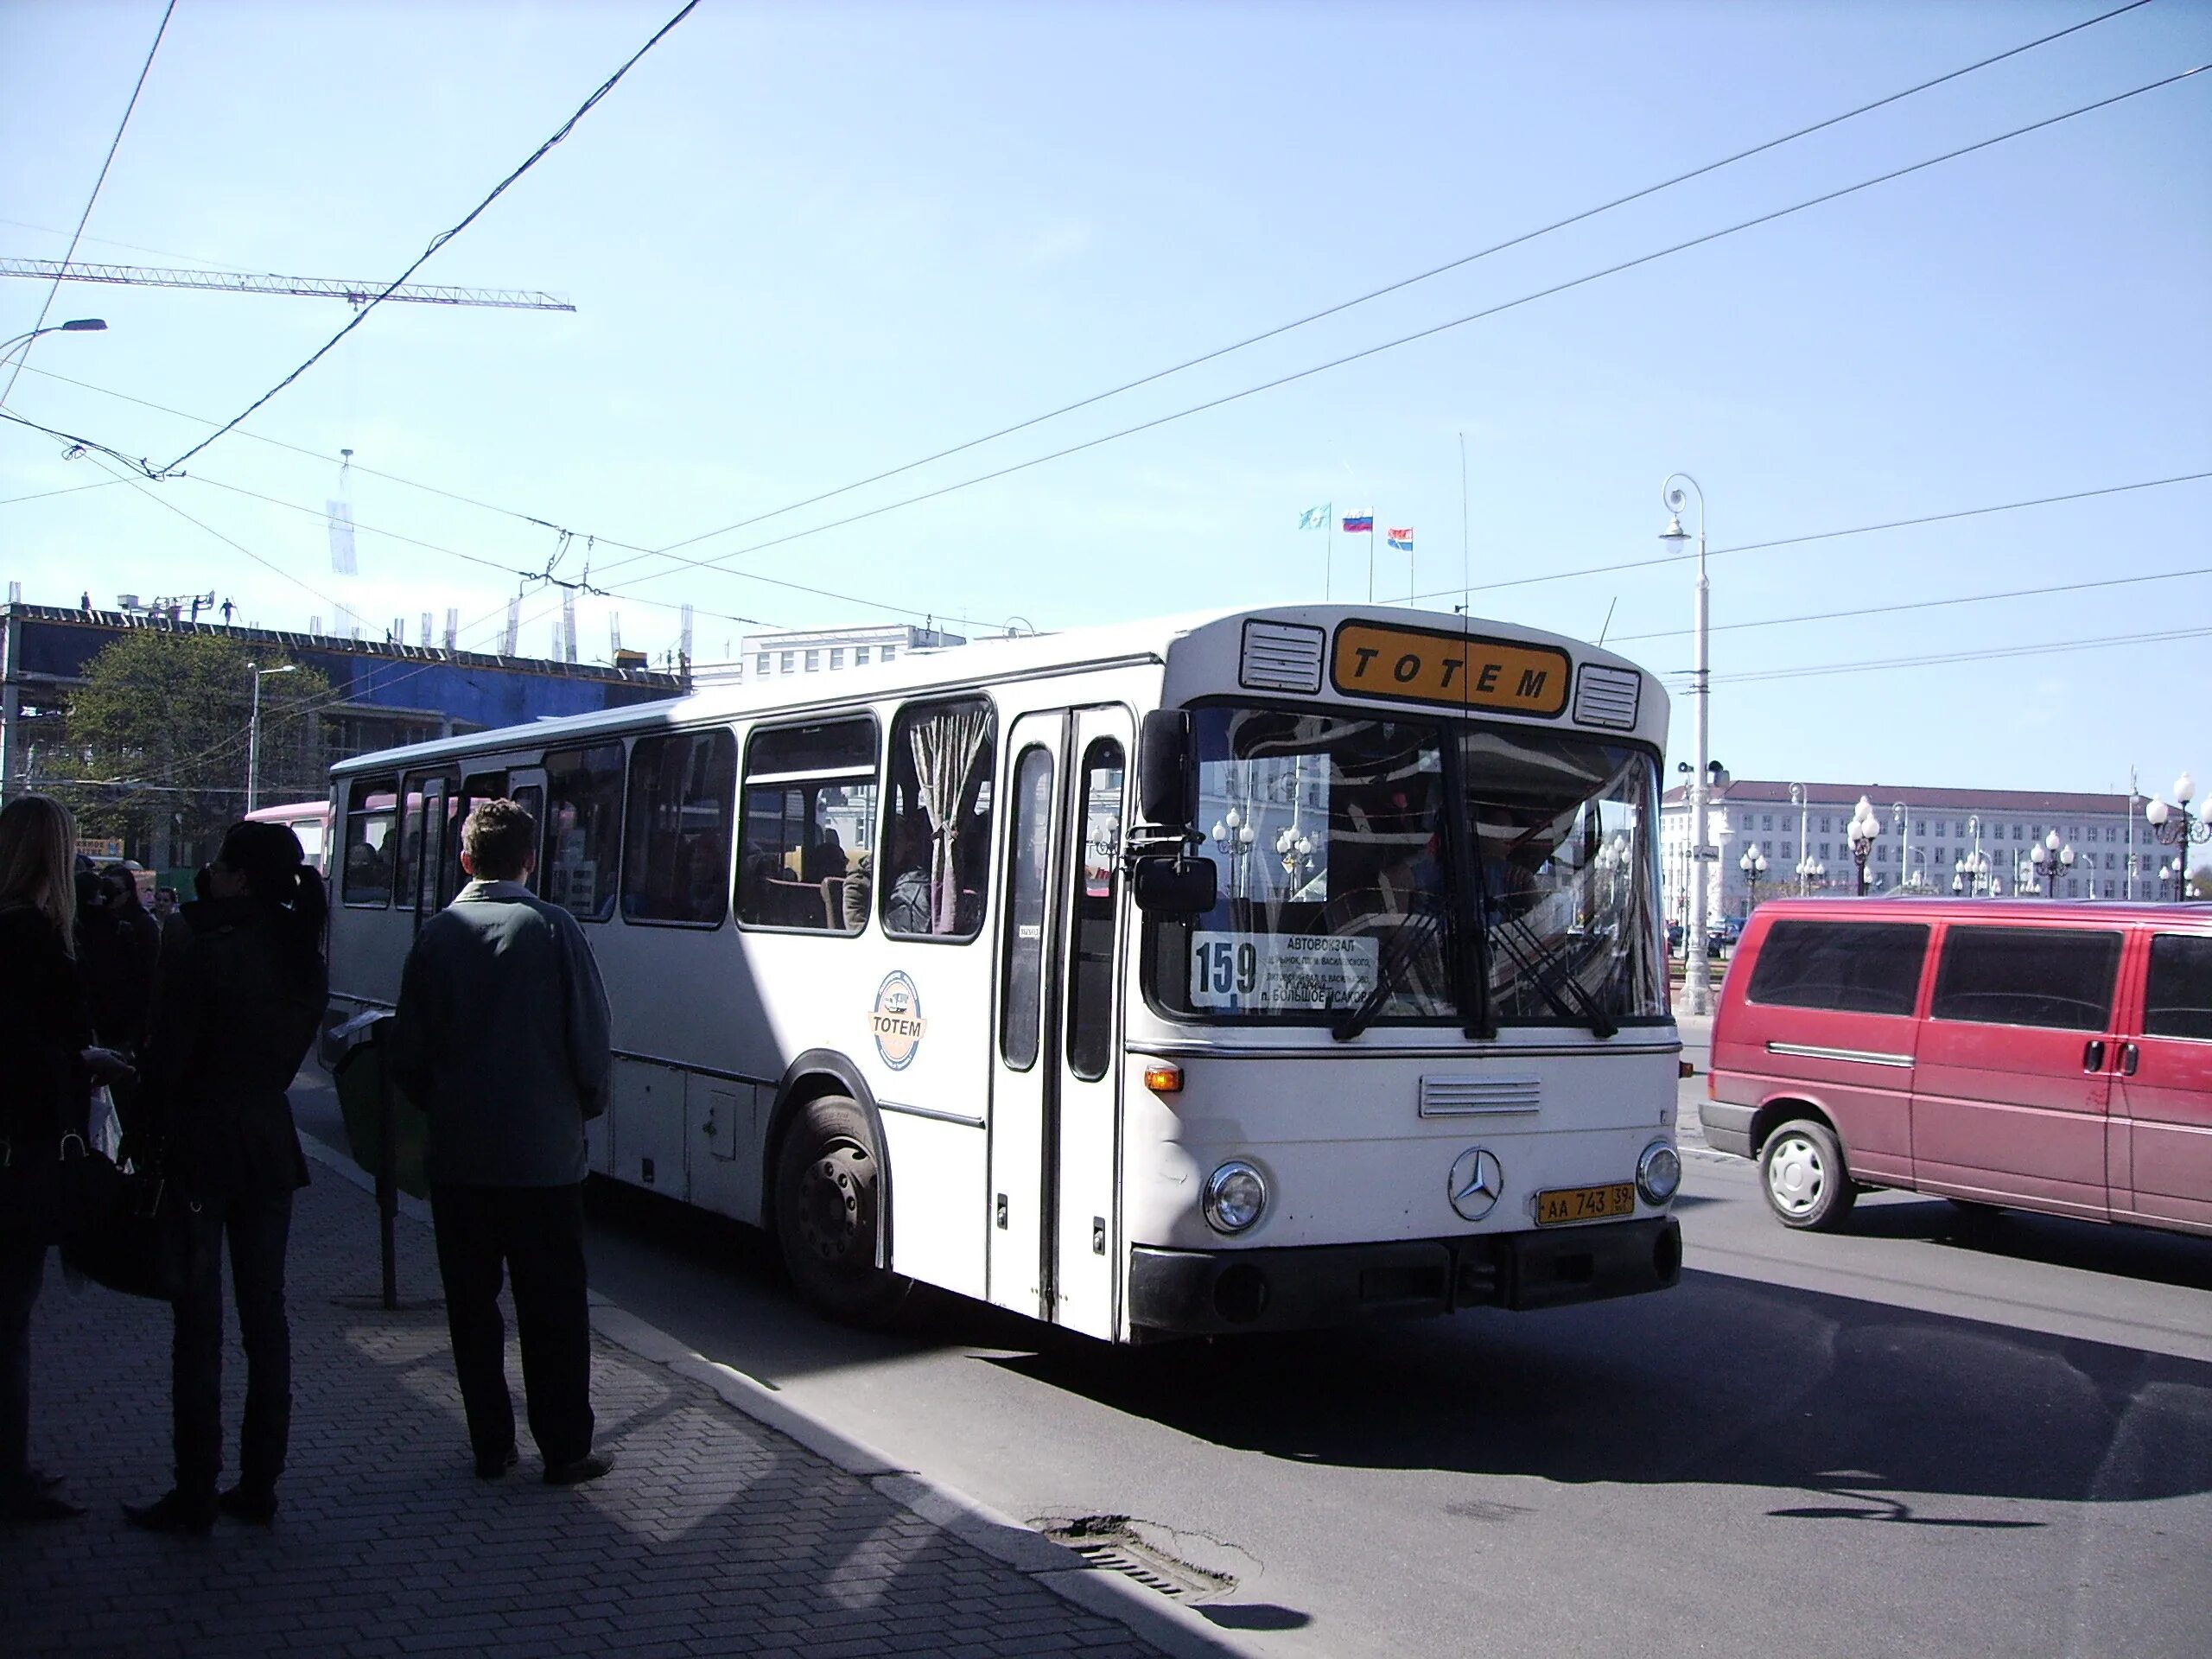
[1387,527,1414,550]
[1342,514,1374,533]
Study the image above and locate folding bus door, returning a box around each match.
[410,777,450,933]
[508,768,546,888]
[1050,707,1131,1339]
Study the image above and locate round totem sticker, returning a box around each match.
[869,971,928,1071]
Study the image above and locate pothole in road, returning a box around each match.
[1032,1513,1244,1604]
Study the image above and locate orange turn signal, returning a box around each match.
[1678,1059,1695,1079]
[1142,1063,1184,1095]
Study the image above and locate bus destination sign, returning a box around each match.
[1330,621,1572,717]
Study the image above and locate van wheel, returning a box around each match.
[1758,1119,1856,1231]
[773,1096,912,1325]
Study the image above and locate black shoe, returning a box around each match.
[123,1490,216,1535]
[3,1491,86,1524]
[543,1452,613,1487]
[474,1446,519,1481]
[217,1485,278,1525]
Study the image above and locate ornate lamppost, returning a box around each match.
[1210,808,1256,901]
[2028,829,2076,899]
[1660,474,1713,1013]
[1738,843,1768,914]
[2145,772,2209,899]
[1847,796,1882,896]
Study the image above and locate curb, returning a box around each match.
[299,1132,1262,1659]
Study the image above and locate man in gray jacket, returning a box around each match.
[389,798,613,1486]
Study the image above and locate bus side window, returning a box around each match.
[341,778,397,908]
[621,728,738,926]
[999,745,1053,1067]
[882,698,995,942]
[542,741,626,922]
[1066,738,1124,1080]
[736,717,880,933]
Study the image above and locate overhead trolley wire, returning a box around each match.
[150,0,700,478]
[591,64,2211,605]
[639,0,2158,562]
[1690,624,2212,686]
[0,0,176,409]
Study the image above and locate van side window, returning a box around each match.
[2145,934,2212,1040]
[737,717,880,933]
[1746,920,1927,1015]
[881,697,995,941]
[341,778,397,907]
[543,741,626,922]
[1930,926,2120,1031]
[622,729,738,925]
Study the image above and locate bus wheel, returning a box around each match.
[1758,1119,1856,1232]
[774,1096,912,1324]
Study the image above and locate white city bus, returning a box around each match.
[326,605,1683,1341]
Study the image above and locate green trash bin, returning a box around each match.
[333,1027,429,1201]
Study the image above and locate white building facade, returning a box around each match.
[690,623,968,689]
[1660,779,2178,926]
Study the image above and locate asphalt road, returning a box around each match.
[296,1064,2212,1659]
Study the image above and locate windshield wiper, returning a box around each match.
[1488,912,1619,1039]
[1331,898,1446,1043]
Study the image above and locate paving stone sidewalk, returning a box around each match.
[0,1161,1185,1659]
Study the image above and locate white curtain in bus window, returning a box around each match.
[543,741,626,921]
[886,699,995,939]
[341,778,397,908]
[737,717,880,933]
[622,728,737,925]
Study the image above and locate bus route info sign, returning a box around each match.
[1331,620,1571,718]
[1190,931,1380,1012]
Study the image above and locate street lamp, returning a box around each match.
[2145,772,2208,899]
[0,317,107,363]
[1660,474,1711,1013]
[1789,783,1812,893]
[2162,858,2187,900]
[1954,847,1993,897]
[1210,807,1257,901]
[1738,843,1768,913]
[2029,829,2076,900]
[1796,854,1825,892]
[1891,803,1915,892]
[245,662,299,815]
[1847,796,1881,896]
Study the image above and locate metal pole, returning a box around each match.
[1687,490,1712,1014]
[246,664,263,815]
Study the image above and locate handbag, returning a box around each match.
[60,1166,200,1302]
[0,1131,124,1248]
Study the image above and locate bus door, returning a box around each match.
[987,715,1060,1318]
[411,777,449,931]
[1051,708,1131,1338]
[508,767,546,889]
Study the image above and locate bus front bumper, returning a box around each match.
[1127,1217,1682,1337]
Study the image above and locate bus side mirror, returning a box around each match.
[1139,709,1194,830]
[1134,855,1217,914]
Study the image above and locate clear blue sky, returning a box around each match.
[3,0,2207,821]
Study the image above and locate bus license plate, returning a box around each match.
[1535,1183,1636,1226]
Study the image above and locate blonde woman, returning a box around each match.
[0,795,131,1525]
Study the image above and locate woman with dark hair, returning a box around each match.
[123,819,327,1534]
[0,796,132,1525]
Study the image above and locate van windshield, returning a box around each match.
[1145,705,1666,1030]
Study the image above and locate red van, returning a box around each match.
[1707,899,2211,1237]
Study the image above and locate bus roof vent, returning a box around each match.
[1240,621,1325,694]
[1573,664,1640,729]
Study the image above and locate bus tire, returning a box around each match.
[773,1095,912,1324]
[1758,1118,1856,1232]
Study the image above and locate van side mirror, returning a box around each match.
[1134,855,1217,914]
[1139,709,1194,830]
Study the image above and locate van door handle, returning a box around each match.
[2082,1039,2104,1073]
[2121,1042,2139,1077]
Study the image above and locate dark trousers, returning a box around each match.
[0,1234,46,1497]
[173,1191,294,1499]
[429,1183,594,1467]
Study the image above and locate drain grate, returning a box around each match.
[1033,1515,1239,1603]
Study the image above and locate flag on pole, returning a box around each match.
[1342,514,1374,533]
[1387,527,1414,550]
[1297,505,1332,530]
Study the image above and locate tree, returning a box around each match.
[56,632,334,866]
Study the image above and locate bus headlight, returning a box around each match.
[1637,1141,1682,1205]
[1202,1160,1268,1234]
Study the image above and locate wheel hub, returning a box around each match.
[796,1144,872,1266]
[1768,1136,1824,1215]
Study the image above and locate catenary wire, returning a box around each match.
[642,0,2157,559]
[1412,469,2212,606]
[0,477,126,508]
[1684,624,2212,685]
[589,65,2211,602]
[151,1,699,478]
[0,0,176,409]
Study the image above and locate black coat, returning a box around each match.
[77,902,161,1052]
[135,897,325,1198]
[0,906,92,1151]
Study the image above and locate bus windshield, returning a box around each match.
[1147,704,1665,1030]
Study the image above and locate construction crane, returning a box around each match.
[0,257,575,312]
